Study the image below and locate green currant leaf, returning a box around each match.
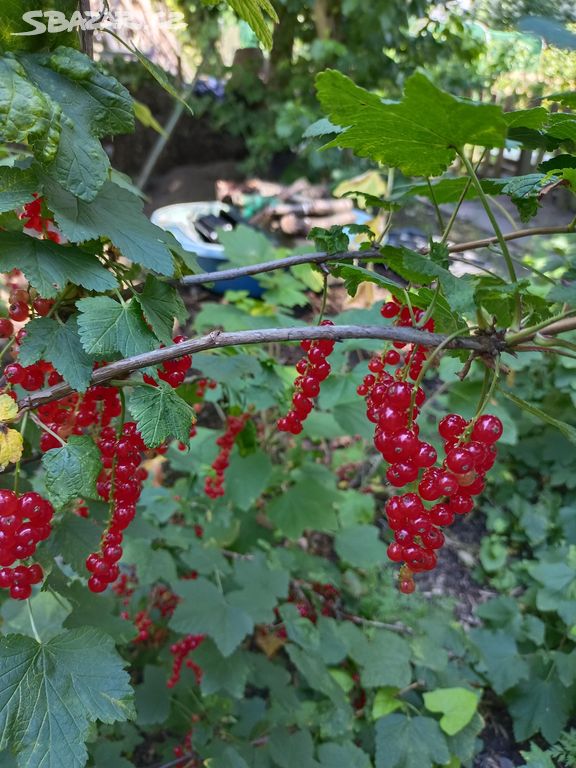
[17,47,134,200]
[170,578,253,657]
[334,524,388,569]
[224,0,278,49]
[42,435,102,509]
[0,166,37,213]
[339,623,412,689]
[121,540,178,586]
[18,317,94,392]
[134,275,187,344]
[0,628,134,768]
[422,687,480,736]
[316,70,507,176]
[134,666,171,726]
[128,383,195,447]
[46,515,102,574]
[267,476,340,538]
[469,628,530,694]
[498,389,576,445]
[508,660,573,743]
[44,180,175,276]
[0,232,118,298]
[375,714,450,768]
[193,640,250,697]
[76,296,157,358]
[318,743,372,768]
[0,55,61,164]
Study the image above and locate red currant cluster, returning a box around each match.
[0,490,53,599]
[277,319,335,434]
[385,413,502,593]
[355,297,504,592]
[0,271,55,340]
[143,335,191,389]
[19,195,60,243]
[167,634,205,688]
[37,385,122,451]
[204,412,250,499]
[173,732,194,767]
[194,377,217,400]
[86,422,147,593]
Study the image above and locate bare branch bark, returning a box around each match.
[180,224,575,287]
[17,324,502,411]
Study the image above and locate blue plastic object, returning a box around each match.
[150,202,265,297]
[150,202,373,299]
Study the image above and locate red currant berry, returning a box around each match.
[386,542,404,562]
[4,363,24,384]
[33,298,54,317]
[448,494,474,515]
[399,578,415,594]
[10,583,32,600]
[381,302,400,318]
[471,414,503,444]
[429,503,454,527]
[438,414,468,440]
[8,301,29,322]
[446,447,475,474]
[0,318,14,338]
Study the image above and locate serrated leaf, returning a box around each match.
[0,591,71,642]
[508,669,572,743]
[423,687,480,735]
[0,166,37,212]
[128,383,194,447]
[194,640,250,697]
[135,275,186,344]
[18,47,134,200]
[47,515,102,574]
[470,629,529,694]
[44,180,174,276]
[340,624,412,689]
[135,666,171,726]
[42,435,101,508]
[335,525,387,568]
[171,578,253,657]
[267,477,340,538]
[0,55,60,164]
[0,628,134,768]
[76,296,157,358]
[379,246,476,314]
[498,389,576,445]
[316,70,506,176]
[318,743,372,768]
[121,540,177,586]
[375,714,450,768]
[0,232,117,298]
[19,317,94,391]
[224,0,278,49]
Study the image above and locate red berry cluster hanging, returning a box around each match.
[204,412,250,498]
[0,490,53,599]
[143,335,192,389]
[277,319,335,434]
[355,297,504,592]
[86,422,147,593]
[167,634,205,688]
[19,195,61,242]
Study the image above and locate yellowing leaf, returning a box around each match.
[423,687,480,735]
[0,427,23,469]
[0,394,18,422]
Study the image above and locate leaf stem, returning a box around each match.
[29,413,66,446]
[457,149,521,328]
[505,309,576,345]
[13,411,28,495]
[27,599,41,643]
[426,178,445,233]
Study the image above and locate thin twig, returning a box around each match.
[179,224,576,287]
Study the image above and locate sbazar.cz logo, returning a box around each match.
[12,10,186,35]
